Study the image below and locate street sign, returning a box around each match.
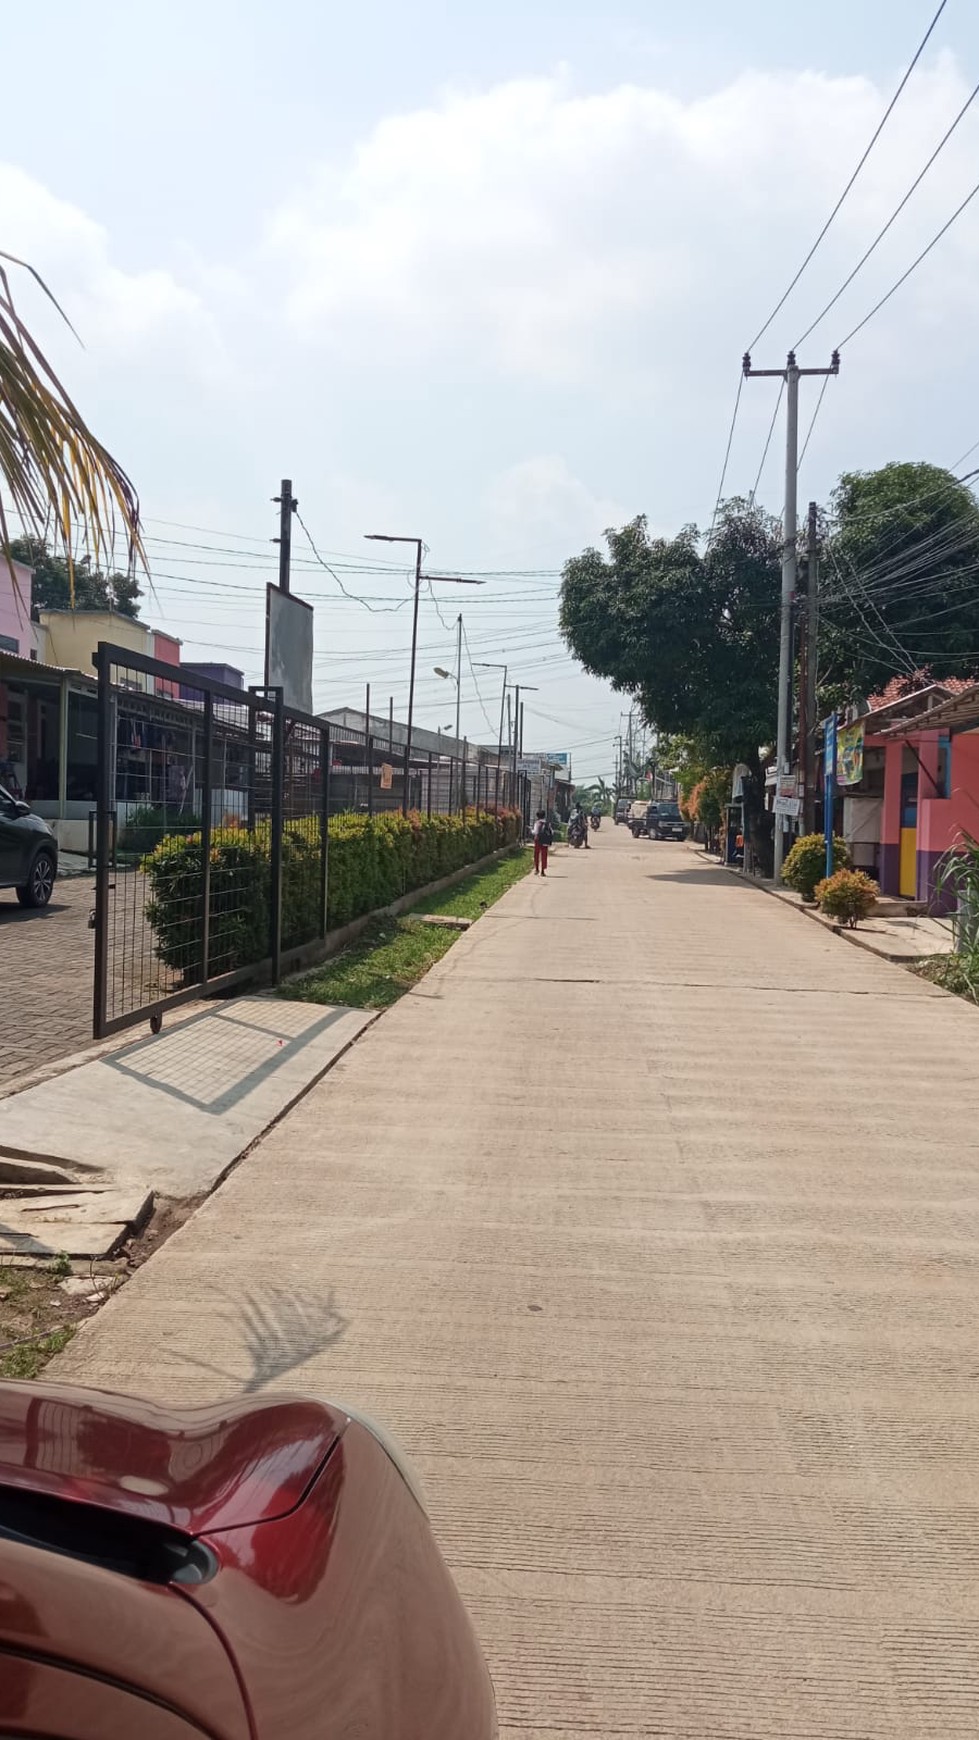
[823,714,837,778]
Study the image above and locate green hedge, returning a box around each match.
[142,809,521,983]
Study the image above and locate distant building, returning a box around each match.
[180,661,244,698]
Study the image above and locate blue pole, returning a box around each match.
[824,712,837,882]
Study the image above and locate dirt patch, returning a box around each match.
[0,1193,204,1380]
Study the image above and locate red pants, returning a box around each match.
[534,840,549,873]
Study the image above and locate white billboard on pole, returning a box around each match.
[265,585,314,714]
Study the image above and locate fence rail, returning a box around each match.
[92,643,528,1039]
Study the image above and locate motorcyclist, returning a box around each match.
[569,802,589,848]
[590,803,601,831]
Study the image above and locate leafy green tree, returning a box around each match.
[823,461,979,697]
[9,537,142,617]
[561,500,781,858]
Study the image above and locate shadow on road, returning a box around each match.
[175,1283,349,1392]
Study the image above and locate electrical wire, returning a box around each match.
[838,173,979,348]
[797,374,833,470]
[460,620,496,736]
[707,372,744,543]
[795,74,979,347]
[748,379,784,504]
[747,0,950,349]
[294,508,415,613]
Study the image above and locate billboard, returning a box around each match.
[265,585,313,715]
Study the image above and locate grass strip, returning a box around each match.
[281,847,532,1010]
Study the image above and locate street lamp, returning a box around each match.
[433,613,463,745]
[365,534,481,813]
[473,660,508,767]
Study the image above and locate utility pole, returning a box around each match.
[743,349,839,880]
[804,502,819,833]
[273,479,296,593]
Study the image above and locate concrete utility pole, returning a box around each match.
[805,502,819,833]
[273,479,296,594]
[743,350,839,880]
[455,613,462,748]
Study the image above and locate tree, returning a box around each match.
[0,252,142,595]
[9,537,142,617]
[823,461,979,698]
[561,500,781,860]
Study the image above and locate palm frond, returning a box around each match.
[0,251,144,605]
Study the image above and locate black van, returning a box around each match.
[646,801,686,841]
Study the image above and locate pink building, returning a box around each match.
[0,558,38,660]
[879,685,979,906]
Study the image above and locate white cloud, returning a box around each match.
[267,55,979,389]
[0,165,221,367]
[487,456,625,551]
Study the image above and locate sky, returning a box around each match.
[3,0,979,781]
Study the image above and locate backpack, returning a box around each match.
[539,820,554,846]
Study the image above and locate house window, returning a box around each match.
[0,633,17,653]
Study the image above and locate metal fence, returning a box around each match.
[92,643,526,1039]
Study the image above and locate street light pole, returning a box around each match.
[365,534,482,815]
[455,613,462,747]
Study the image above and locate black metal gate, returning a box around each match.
[92,642,331,1039]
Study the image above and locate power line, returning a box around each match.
[748,378,784,503]
[748,0,950,350]
[796,73,979,347]
[797,373,833,470]
[707,372,744,542]
[838,173,979,347]
[460,621,496,735]
[294,507,415,614]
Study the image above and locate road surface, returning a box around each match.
[55,828,979,1735]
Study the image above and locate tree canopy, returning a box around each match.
[9,537,142,618]
[560,499,781,780]
[821,461,979,698]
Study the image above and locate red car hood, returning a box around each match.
[0,1380,346,1531]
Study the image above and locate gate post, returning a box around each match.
[319,724,330,937]
[199,692,214,990]
[269,688,285,985]
[92,642,113,1040]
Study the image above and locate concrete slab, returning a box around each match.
[0,998,374,1197]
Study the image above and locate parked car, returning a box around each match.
[0,784,58,907]
[614,798,631,825]
[0,1378,497,1739]
[628,799,649,837]
[646,800,687,841]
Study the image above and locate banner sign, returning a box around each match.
[836,720,865,787]
[823,714,837,779]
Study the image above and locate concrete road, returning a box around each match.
[54,830,979,1735]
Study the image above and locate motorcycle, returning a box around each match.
[568,818,586,848]
[589,814,600,832]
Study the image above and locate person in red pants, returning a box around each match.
[532,808,553,875]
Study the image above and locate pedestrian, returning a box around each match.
[532,808,552,876]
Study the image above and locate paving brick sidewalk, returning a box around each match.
[53,832,979,1736]
[0,879,94,1088]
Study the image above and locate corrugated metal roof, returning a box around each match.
[0,649,94,685]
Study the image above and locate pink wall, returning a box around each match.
[918,731,979,862]
[0,561,37,658]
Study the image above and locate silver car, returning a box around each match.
[0,784,59,907]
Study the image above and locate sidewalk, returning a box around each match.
[52,830,979,1737]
